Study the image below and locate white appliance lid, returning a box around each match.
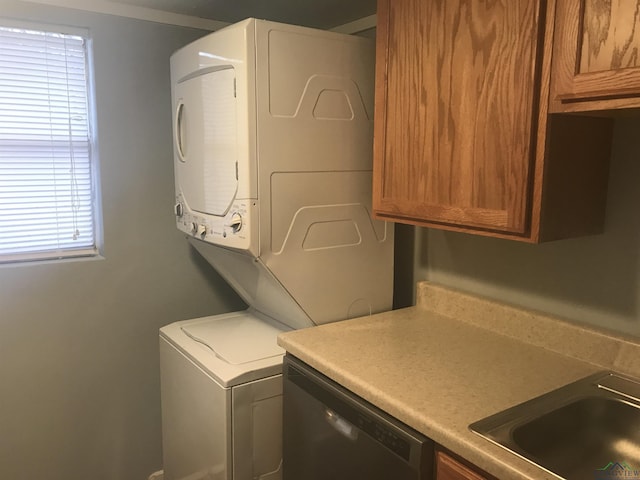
[181,311,284,365]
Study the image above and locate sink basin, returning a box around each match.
[470,372,640,480]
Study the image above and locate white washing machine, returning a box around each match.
[160,310,286,480]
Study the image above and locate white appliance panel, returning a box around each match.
[160,337,231,480]
[174,67,238,217]
[188,239,313,330]
[232,377,283,480]
[266,171,392,324]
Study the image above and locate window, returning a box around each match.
[0,20,100,263]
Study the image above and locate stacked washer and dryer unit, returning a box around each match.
[160,18,394,480]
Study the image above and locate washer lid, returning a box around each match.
[181,311,284,365]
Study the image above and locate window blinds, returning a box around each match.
[0,24,97,263]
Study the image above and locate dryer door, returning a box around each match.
[174,66,238,217]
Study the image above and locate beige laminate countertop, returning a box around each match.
[277,282,640,480]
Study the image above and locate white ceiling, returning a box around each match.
[108,0,377,29]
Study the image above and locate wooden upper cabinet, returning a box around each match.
[373,0,615,242]
[373,0,542,236]
[551,0,640,112]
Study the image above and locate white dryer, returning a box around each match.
[161,17,394,480]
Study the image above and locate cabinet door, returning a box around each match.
[373,0,545,235]
[436,451,488,480]
[551,0,640,112]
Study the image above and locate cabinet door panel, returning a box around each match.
[436,451,488,480]
[551,0,640,109]
[373,0,543,234]
[580,0,640,73]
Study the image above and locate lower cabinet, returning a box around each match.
[435,449,493,480]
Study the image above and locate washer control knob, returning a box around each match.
[196,224,207,238]
[190,222,198,234]
[229,212,243,233]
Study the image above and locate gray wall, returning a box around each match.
[0,3,243,480]
[404,117,640,339]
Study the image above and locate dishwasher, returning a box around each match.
[283,355,434,479]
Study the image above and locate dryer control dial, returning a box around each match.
[229,212,243,233]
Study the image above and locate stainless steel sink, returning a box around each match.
[470,371,640,480]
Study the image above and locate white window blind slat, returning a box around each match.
[0,23,98,262]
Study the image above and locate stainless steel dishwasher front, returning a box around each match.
[283,354,434,480]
